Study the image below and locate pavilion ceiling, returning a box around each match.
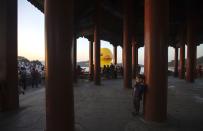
[27,0,203,47]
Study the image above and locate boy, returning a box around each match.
[132,74,146,115]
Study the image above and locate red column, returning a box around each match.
[194,47,197,78]
[73,36,77,83]
[0,0,19,111]
[113,45,117,65]
[45,0,74,131]
[122,47,124,67]
[123,0,133,88]
[89,40,94,81]
[179,45,185,79]
[94,1,101,85]
[144,0,169,122]
[132,39,138,79]
[174,47,179,77]
[186,18,197,82]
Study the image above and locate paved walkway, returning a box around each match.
[0,77,203,131]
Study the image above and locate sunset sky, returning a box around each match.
[18,0,203,64]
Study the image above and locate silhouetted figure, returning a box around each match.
[20,67,27,90]
[31,68,39,88]
[106,65,110,79]
[35,69,40,86]
[88,68,93,80]
[18,72,25,95]
[110,63,115,78]
[89,64,94,80]
[199,65,202,77]
[102,65,107,78]
[77,65,83,78]
[137,65,141,74]
[120,66,123,76]
[114,65,118,79]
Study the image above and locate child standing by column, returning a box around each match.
[132,74,146,116]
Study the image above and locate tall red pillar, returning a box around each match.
[0,0,19,111]
[89,40,94,81]
[144,0,169,122]
[194,46,197,78]
[186,18,197,82]
[179,45,185,79]
[113,45,117,65]
[45,0,74,131]
[123,0,133,88]
[94,1,101,85]
[132,39,138,79]
[174,47,179,77]
[122,47,124,67]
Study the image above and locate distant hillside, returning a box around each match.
[18,56,43,66]
[30,60,43,66]
[197,56,203,64]
[18,56,30,63]
[168,56,203,67]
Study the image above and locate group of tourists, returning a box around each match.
[198,65,202,77]
[18,66,44,95]
[102,64,117,79]
[76,64,124,79]
[179,65,203,77]
[101,64,124,79]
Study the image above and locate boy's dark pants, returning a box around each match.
[133,97,140,113]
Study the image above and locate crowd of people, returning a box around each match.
[76,64,124,79]
[101,64,123,79]
[197,65,202,77]
[177,64,203,78]
[18,61,45,95]
[76,63,142,80]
